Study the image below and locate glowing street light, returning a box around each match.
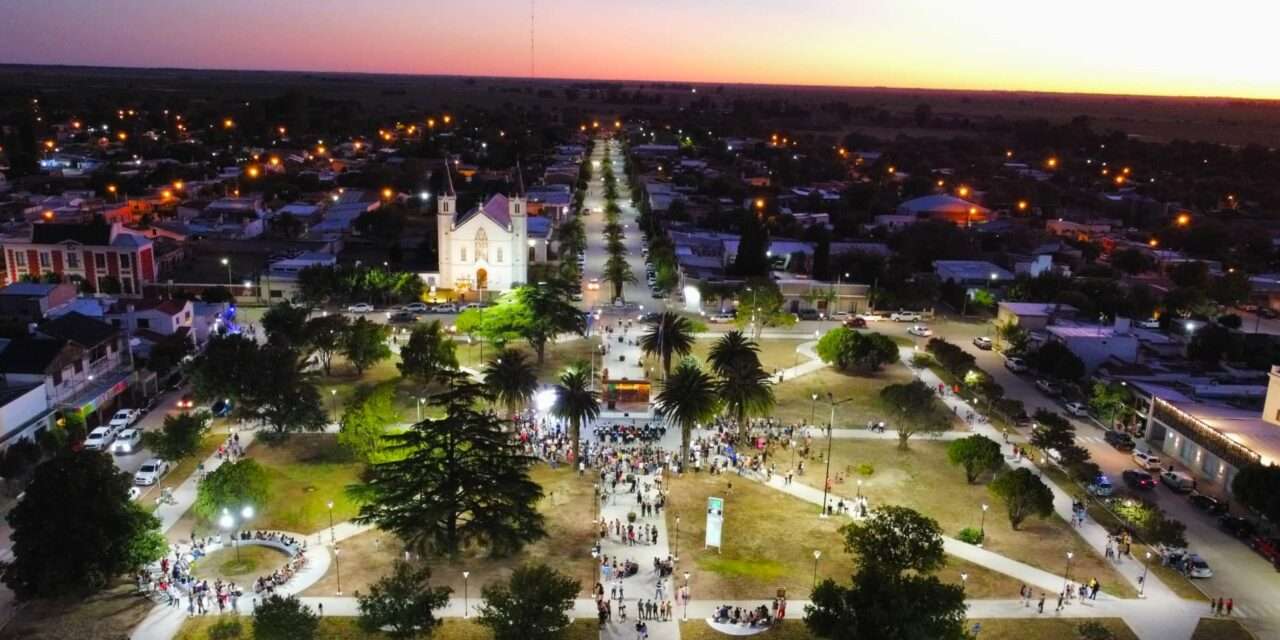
[1176,213,1191,227]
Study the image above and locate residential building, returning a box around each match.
[1044,319,1139,372]
[2,222,157,296]
[933,260,1014,287]
[996,302,1079,332]
[0,282,78,323]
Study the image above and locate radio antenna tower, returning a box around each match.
[529,0,536,78]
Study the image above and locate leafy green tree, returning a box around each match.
[946,435,1004,484]
[731,210,770,277]
[1089,382,1133,427]
[355,373,546,557]
[397,320,458,384]
[994,319,1029,353]
[880,380,948,450]
[1231,463,1280,524]
[343,317,392,376]
[817,329,901,373]
[240,345,330,434]
[357,561,452,640]
[194,459,270,523]
[1187,324,1232,366]
[340,383,400,463]
[1078,621,1117,640]
[303,314,349,376]
[551,366,599,466]
[733,278,795,339]
[807,506,966,640]
[189,334,260,402]
[483,349,539,417]
[1029,340,1085,381]
[3,450,166,599]
[297,265,340,307]
[481,281,585,364]
[1111,248,1154,275]
[989,468,1055,530]
[261,302,311,346]
[253,594,318,640]
[639,312,695,376]
[477,563,580,640]
[654,360,720,469]
[1029,410,1090,466]
[146,332,193,374]
[141,411,212,463]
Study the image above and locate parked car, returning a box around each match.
[907,324,933,337]
[857,313,884,323]
[797,309,821,321]
[1035,379,1062,396]
[1184,554,1214,578]
[708,312,736,324]
[211,398,233,418]
[431,303,458,313]
[1160,470,1196,493]
[972,336,993,350]
[1218,514,1257,539]
[1260,307,1279,319]
[1013,411,1033,428]
[111,428,142,454]
[402,302,430,313]
[1087,475,1114,497]
[347,303,374,313]
[651,289,668,300]
[133,459,169,486]
[571,290,584,301]
[1104,430,1136,451]
[1137,318,1161,329]
[890,311,923,322]
[108,409,140,430]
[1249,535,1280,567]
[1188,491,1229,515]
[830,311,852,321]
[1122,468,1156,490]
[460,302,488,310]
[1004,357,1028,373]
[84,427,115,451]
[1063,401,1089,417]
[843,317,867,329]
[1131,450,1162,470]
[387,311,416,324]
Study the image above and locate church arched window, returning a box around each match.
[474,229,488,262]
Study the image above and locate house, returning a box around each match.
[1044,319,1139,372]
[2,222,158,296]
[898,195,992,227]
[526,185,573,222]
[933,261,1014,287]
[775,277,871,315]
[262,252,338,302]
[996,302,1079,331]
[0,383,54,449]
[0,282,78,323]
[104,298,194,340]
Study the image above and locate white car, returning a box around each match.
[857,313,884,323]
[1137,318,1161,329]
[83,427,115,451]
[347,303,374,313]
[1004,357,1028,373]
[1184,554,1214,579]
[1132,450,1163,471]
[907,325,933,337]
[402,302,430,313]
[829,311,852,321]
[972,336,993,350]
[108,409,140,430]
[134,459,169,486]
[432,303,458,313]
[586,278,601,291]
[111,428,142,454]
[708,312,735,324]
[1063,401,1089,417]
[890,311,923,322]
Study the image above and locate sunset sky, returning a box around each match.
[3,0,1277,99]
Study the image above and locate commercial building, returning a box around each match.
[2,222,157,296]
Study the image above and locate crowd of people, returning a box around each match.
[712,600,784,628]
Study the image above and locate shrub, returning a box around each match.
[910,353,934,368]
[856,463,875,476]
[208,619,244,640]
[1077,620,1116,640]
[956,527,984,545]
[627,511,637,523]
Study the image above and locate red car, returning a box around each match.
[1250,535,1280,569]
[843,317,867,329]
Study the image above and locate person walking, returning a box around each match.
[1056,590,1065,612]
[1227,598,1234,616]
[1037,593,1045,614]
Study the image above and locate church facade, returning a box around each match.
[434,166,531,295]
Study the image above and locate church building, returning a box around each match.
[435,163,532,296]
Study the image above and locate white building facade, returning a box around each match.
[436,169,529,295]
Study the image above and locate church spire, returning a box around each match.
[512,161,526,197]
[442,159,456,197]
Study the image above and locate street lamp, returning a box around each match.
[218,510,236,560]
[674,516,681,562]
[979,503,989,547]
[856,478,863,500]
[329,388,337,417]
[960,572,968,591]
[1139,552,1151,598]
[812,550,822,587]
[221,257,231,285]
[463,570,471,618]
[1064,552,1074,591]
[819,393,836,517]
[809,393,818,427]
[327,500,336,544]
[683,571,690,620]
[589,550,598,596]
[334,546,342,595]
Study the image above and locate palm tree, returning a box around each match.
[707,331,775,438]
[483,349,538,418]
[551,365,599,467]
[639,312,696,377]
[603,254,635,301]
[654,360,720,469]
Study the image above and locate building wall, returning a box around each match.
[0,385,51,447]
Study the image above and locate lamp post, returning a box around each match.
[856,478,863,500]
[463,570,470,618]
[1139,552,1151,598]
[589,550,598,597]
[812,550,822,587]
[334,546,342,595]
[221,258,231,286]
[1064,552,1074,591]
[809,393,818,427]
[329,389,337,418]
[683,571,690,621]
[961,572,968,592]
[327,501,336,544]
[819,393,836,517]
[218,505,254,561]
[416,397,424,421]
[979,503,989,547]
[674,516,680,562]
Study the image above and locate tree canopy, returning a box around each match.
[343,317,392,376]
[253,594,319,640]
[655,360,720,468]
[357,561,452,640]
[989,468,1055,530]
[339,383,400,463]
[816,328,901,373]
[946,434,1004,484]
[397,320,459,384]
[880,380,949,450]
[141,411,212,463]
[477,563,580,640]
[194,459,270,523]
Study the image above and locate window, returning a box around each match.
[66,252,80,269]
[13,252,25,267]
[474,229,488,262]
[73,360,83,374]
[52,370,63,386]
[496,247,504,263]
[110,319,122,327]
[95,253,106,269]
[119,253,131,269]
[460,247,468,262]
[39,252,50,268]
[122,279,133,295]
[136,318,150,329]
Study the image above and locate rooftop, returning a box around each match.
[39,311,118,348]
[999,302,1080,317]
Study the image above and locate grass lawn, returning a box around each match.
[688,338,809,374]
[770,367,914,428]
[191,545,289,583]
[1192,617,1256,640]
[0,579,154,640]
[680,617,1138,640]
[249,434,365,534]
[176,617,599,640]
[456,337,602,384]
[665,470,1022,600]
[789,440,1137,598]
[1041,465,1207,602]
[302,464,597,598]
